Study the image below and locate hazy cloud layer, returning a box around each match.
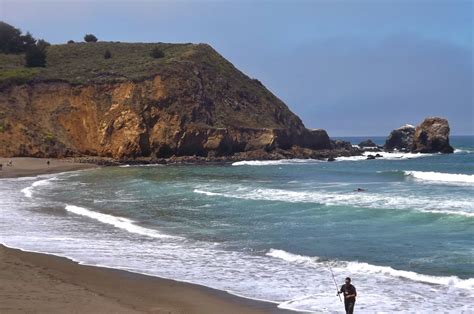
[1,0,472,135]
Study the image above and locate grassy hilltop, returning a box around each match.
[1,42,229,85]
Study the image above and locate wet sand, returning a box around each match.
[0,158,290,314]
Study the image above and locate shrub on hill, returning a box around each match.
[84,34,98,42]
[67,40,75,44]
[104,49,112,59]
[150,47,164,59]
[25,45,46,67]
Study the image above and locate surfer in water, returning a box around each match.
[338,277,357,314]
[354,188,366,192]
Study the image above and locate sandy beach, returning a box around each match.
[0,158,289,314]
[0,157,97,178]
[0,245,285,314]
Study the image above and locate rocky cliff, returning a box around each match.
[0,42,345,160]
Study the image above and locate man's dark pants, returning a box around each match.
[344,300,355,314]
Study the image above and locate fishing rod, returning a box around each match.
[326,257,342,303]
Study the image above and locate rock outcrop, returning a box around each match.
[384,124,416,151]
[383,118,454,154]
[0,43,349,160]
[359,139,377,147]
[412,117,454,153]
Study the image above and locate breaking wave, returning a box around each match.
[266,249,474,290]
[21,177,57,198]
[194,186,474,217]
[65,205,178,239]
[232,159,322,166]
[404,171,474,184]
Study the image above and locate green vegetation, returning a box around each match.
[44,132,56,143]
[150,47,164,59]
[0,41,201,85]
[25,45,46,67]
[104,49,112,59]
[84,34,98,42]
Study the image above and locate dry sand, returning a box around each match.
[0,158,290,314]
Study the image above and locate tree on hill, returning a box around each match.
[150,47,164,59]
[84,34,98,42]
[0,21,36,53]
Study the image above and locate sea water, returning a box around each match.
[1,136,473,313]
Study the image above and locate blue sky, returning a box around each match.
[1,0,472,135]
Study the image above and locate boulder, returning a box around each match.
[358,139,377,147]
[412,117,454,153]
[384,124,415,151]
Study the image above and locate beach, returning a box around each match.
[0,157,97,178]
[0,158,287,314]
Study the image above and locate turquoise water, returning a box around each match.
[1,136,473,312]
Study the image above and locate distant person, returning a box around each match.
[338,277,357,314]
[354,188,366,192]
[47,160,50,166]
[0,163,2,171]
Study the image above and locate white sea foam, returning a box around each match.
[266,249,321,264]
[455,148,473,154]
[65,205,177,239]
[337,151,434,161]
[405,171,474,184]
[21,178,56,198]
[232,159,321,166]
[267,249,474,290]
[194,186,474,217]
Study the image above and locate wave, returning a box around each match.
[232,159,322,166]
[454,148,473,154]
[267,249,474,290]
[404,171,474,184]
[64,205,178,239]
[337,151,435,162]
[194,186,474,217]
[21,177,56,198]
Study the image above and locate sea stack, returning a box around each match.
[412,117,454,153]
[384,124,416,151]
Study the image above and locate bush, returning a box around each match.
[104,49,112,59]
[150,47,164,59]
[67,40,75,44]
[84,34,98,42]
[25,45,46,67]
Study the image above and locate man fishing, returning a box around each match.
[338,277,357,314]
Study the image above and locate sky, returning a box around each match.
[1,0,473,136]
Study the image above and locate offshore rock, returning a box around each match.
[412,117,454,153]
[384,124,415,151]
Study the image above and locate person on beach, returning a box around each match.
[47,160,50,166]
[0,163,2,170]
[338,277,357,314]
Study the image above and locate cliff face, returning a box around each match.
[0,44,333,159]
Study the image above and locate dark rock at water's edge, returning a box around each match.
[384,124,416,151]
[383,117,454,154]
[358,139,377,147]
[412,117,454,153]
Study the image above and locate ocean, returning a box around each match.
[1,136,473,313]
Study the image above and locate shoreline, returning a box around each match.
[0,244,291,314]
[0,157,294,313]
